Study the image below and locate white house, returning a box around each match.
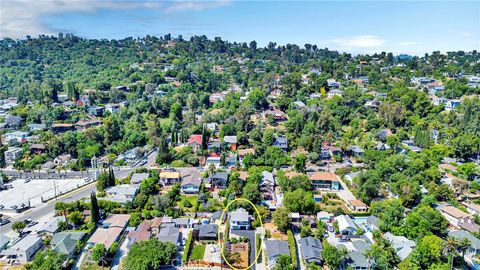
[4,131,29,144]
[5,147,23,164]
[229,208,251,230]
[0,235,42,262]
[335,215,358,236]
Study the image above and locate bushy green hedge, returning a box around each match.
[182,231,193,262]
[287,230,298,269]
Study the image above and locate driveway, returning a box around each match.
[111,237,130,270]
[230,229,256,270]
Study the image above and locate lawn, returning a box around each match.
[190,244,206,260]
[177,195,198,211]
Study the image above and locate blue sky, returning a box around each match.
[1,1,479,55]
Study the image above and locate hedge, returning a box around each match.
[287,229,298,269]
[182,231,193,262]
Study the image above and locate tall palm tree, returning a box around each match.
[457,237,472,266]
[442,237,459,270]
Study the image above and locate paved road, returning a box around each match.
[0,150,158,236]
[0,182,97,235]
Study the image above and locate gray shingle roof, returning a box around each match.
[51,232,86,255]
[130,173,149,185]
[198,224,218,238]
[157,226,180,245]
[300,237,322,261]
[265,239,290,258]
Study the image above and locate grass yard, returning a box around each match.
[190,244,206,260]
[177,195,198,211]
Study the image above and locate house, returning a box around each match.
[365,216,381,231]
[174,218,196,229]
[374,142,391,151]
[0,234,42,262]
[105,103,121,114]
[445,99,461,110]
[127,220,151,246]
[105,184,139,203]
[439,205,475,227]
[345,250,371,270]
[75,119,102,131]
[401,140,421,152]
[309,172,340,190]
[260,171,275,199]
[187,134,203,150]
[205,156,221,168]
[156,225,181,246]
[150,217,162,236]
[159,170,181,185]
[180,175,202,194]
[88,214,130,249]
[238,148,255,164]
[51,123,74,133]
[265,239,290,269]
[51,232,86,259]
[384,232,416,261]
[273,136,288,151]
[193,224,218,241]
[209,92,226,103]
[347,200,368,212]
[4,114,23,129]
[0,234,10,251]
[4,131,29,144]
[448,230,480,268]
[28,123,46,132]
[223,135,238,151]
[229,208,251,230]
[87,106,105,117]
[54,154,71,167]
[207,171,229,189]
[5,147,23,164]
[327,89,343,98]
[37,216,66,235]
[317,211,334,223]
[29,143,46,154]
[207,141,221,152]
[464,202,480,216]
[130,172,149,186]
[327,79,340,88]
[264,108,287,122]
[300,237,323,265]
[348,145,364,157]
[335,215,358,236]
[179,168,202,194]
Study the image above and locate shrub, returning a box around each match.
[182,231,193,262]
[287,230,298,269]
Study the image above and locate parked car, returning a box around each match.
[0,219,11,226]
[24,178,31,183]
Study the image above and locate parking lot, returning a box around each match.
[0,178,88,210]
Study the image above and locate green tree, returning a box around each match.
[242,182,262,204]
[409,235,446,269]
[402,205,448,240]
[124,238,177,270]
[293,154,307,173]
[273,207,291,233]
[26,250,66,270]
[90,191,100,224]
[68,211,83,226]
[91,243,107,262]
[458,162,479,181]
[283,189,315,214]
[322,240,347,270]
[12,221,26,236]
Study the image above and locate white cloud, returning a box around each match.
[165,0,231,13]
[0,0,230,39]
[330,35,386,49]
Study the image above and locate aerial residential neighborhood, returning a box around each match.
[0,1,479,270]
